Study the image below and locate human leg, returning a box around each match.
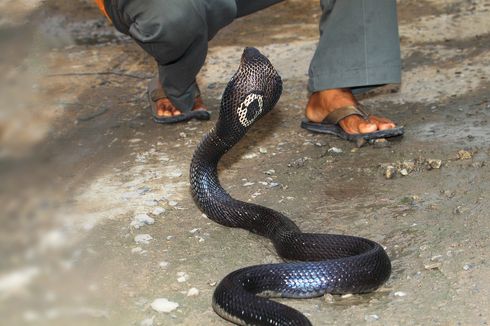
[305,0,402,137]
[105,0,238,120]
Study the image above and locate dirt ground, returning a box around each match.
[1,0,489,325]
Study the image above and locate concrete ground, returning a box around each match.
[1,0,489,325]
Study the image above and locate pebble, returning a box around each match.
[131,247,144,254]
[427,159,442,169]
[243,153,258,159]
[264,169,275,175]
[463,263,475,271]
[401,161,416,172]
[152,207,166,216]
[324,293,334,303]
[328,147,343,154]
[288,157,310,168]
[424,262,442,270]
[457,150,473,160]
[150,298,179,313]
[385,165,396,179]
[399,168,409,176]
[131,214,155,229]
[159,261,169,269]
[134,234,153,245]
[259,147,268,154]
[341,294,353,299]
[243,182,255,187]
[394,291,407,297]
[177,272,189,283]
[140,316,155,326]
[431,255,443,261]
[187,288,200,297]
[364,314,380,322]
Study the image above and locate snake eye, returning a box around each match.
[237,93,264,127]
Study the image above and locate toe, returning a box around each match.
[156,105,172,117]
[370,116,396,131]
[172,109,182,116]
[358,120,378,134]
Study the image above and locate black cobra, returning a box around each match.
[190,48,391,326]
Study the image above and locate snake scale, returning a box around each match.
[190,48,391,326]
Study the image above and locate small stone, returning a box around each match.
[150,298,179,313]
[463,263,475,271]
[431,255,443,262]
[152,207,166,216]
[457,150,472,160]
[401,161,416,172]
[159,261,169,269]
[140,316,155,326]
[453,205,463,215]
[385,166,396,179]
[187,288,200,297]
[399,168,409,176]
[243,182,255,187]
[441,190,455,198]
[427,159,442,169]
[328,147,343,154]
[168,201,178,207]
[243,153,258,159]
[341,294,353,299]
[394,291,407,297]
[259,147,268,154]
[131,247,143,254]
[424,262,442,270]
[177,272,189,283]
[131,214,155,229]
[268,182,280,188]
[134,234,153,245]
[324,293,335,303]
[365,314,380,322]
[288,157,310,168]
[264,169,275,175]
[189,228,201,234]
[179,132,187,138]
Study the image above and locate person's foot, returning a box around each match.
[305,88,396,135]
[155,96,208,118]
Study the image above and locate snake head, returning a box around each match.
[217,47,283,135]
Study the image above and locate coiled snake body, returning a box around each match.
[190,48,391,326]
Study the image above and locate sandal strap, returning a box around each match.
[324,104,369,124]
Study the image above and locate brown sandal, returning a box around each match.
[148,78,210,124]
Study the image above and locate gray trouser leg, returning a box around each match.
[106,0,284,111]
[108,0,238,112]
[308,0,401,93]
